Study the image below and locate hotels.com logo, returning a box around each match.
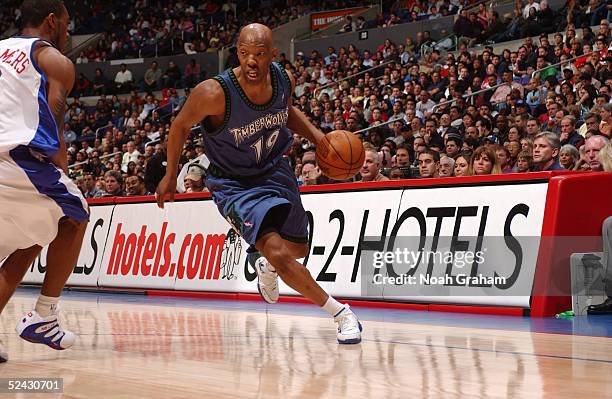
[106,222,239,280]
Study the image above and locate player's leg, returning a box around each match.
[40,217,88,299]
[0,245,43,313]
[255,231,362,344]
[247,242,307,303]
[285,241,309,259]
[256,232,327,305]
[8,148,90,350]
[0,245,43,363]
[16,217,87,351]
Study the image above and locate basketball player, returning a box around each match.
[156,24,362,344]
[0,0,89,362]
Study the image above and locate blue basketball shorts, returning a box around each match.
[0,145,89,260]
[205,159,309,246]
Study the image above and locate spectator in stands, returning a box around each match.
[143,61,162,92]
[559,144,580,170]
[301,161,323,186]
[140,94,157,121]
[560,115,585,149]
[82,172,103,198]
[114,64,133,94]
[496,145,512,173]
[471,146,501,175]
[599,141,612,172]
[438,156,455,177]
[491,70,524,106]
[453,10,475,42]
[163,61,182,89]
[445,134,462,159]
[92,68,108,96]
[103,171,124,197]
[356,16,367,30]
[581,112,603,136]
[184,164,206,192]
[360,150,389,182]
[338,15,356,33]
[533,132,564,171]
[418,150,440,178]
[126,176,150,196]
[515,150,535,172]
[416,91,436,116]
[121,141,141,172]
[454,154,471,177]
[585,135,610,171]
[183,59,201,88]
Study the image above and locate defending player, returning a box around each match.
[0,0,89,362]
[156,24,362,344]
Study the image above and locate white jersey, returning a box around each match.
[0,36,88,259]
[0,36,60,157]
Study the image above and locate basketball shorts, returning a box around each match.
[205,158,309,246]
[0,146,89,260]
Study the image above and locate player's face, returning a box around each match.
[238,41,275,84]
[51,6,70,53]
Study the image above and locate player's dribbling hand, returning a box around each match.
[155,174,177,209]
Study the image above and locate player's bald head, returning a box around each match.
[238,23,273,48]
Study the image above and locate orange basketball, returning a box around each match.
[315,130,365,180]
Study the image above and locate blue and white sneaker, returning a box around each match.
[0,339,7,362]
[15,311,76,351]
[254,257,279,304]
[334,305,363,344]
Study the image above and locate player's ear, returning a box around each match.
[272,47,278,60]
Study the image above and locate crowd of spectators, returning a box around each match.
[69,58,207,97]
[33,0,607,198]
[42,0,366,62]
[284,18,611,185]
[453,0,612,45]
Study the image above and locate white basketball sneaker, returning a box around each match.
[254,257,279,304]
[0,338,7,363]
[16,310,76,351]
[334,305,363,344]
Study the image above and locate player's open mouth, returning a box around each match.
[247,70,258,79]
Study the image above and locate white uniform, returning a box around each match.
[0,36,88,260]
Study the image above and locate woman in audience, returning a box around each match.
[454,154,471,177]
[559,144,580,170]
[470,147,502,175]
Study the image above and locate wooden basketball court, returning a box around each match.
[1,289,612,398]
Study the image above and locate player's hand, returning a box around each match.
[155,174,177,209]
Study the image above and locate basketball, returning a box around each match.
[315,130,365,180]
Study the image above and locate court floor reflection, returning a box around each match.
[1,290,611,398]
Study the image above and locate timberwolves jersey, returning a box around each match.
[0,37,60,157]
[201,62,293,177]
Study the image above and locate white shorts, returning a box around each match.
[0,146,89,260]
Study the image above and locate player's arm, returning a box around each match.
[285,68,325,145]
[156,79,224,208]
[36,45,75,173]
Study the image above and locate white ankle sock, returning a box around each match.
[322,296,345,317]
[35,295,59,317]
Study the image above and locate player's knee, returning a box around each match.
[261,243,292,274]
